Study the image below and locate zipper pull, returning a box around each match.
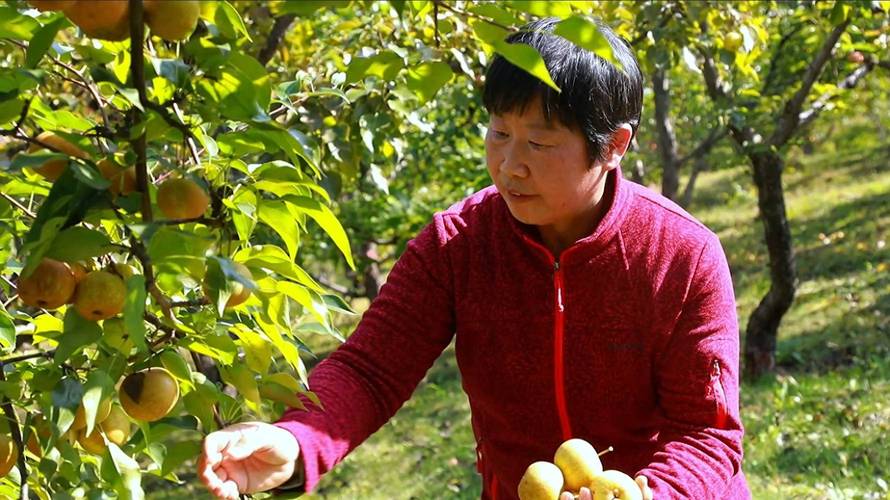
[554,260,560,271]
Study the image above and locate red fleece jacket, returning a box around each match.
[274,170,751,499]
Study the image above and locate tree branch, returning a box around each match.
[129,0,152,223]
[797,58,875,130]
[761,23,805,95]
[257,13,296,66]
[678,127,728,166]
[769,18,850,147]
[0,366,28,500]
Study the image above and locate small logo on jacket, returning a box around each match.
[607,341,645,351]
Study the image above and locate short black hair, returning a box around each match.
[483,17,644,162]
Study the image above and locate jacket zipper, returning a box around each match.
[520,234,575,441]
[710,359,729,429]
[553,260,573,441]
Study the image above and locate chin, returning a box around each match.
[504,202,542,226]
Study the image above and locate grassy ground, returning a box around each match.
[153,145,890,499]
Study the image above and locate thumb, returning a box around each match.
[225,437,257,461]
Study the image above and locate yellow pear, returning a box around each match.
[144,0,201,41]
[71,397,113,431]
[589,470,642,500]
[72,270,126,321]
[77,429,107,455]
[0,434,16,477]
[119,367,180,422]
[28,131,89,181]
[518,461,564,500]
[65,0,129,41]
[16,258,77,309]
[28,0,75,12]
[100,405,132,446]
[156,177,210,220]
[98,158,137,196]
[554,438,603,492]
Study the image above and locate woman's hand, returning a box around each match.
[558,475,653,500]
[198,421,301,500]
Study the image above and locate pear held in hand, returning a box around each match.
[588,470,643,500]
[518,461,565,500]
[554,438,603,492]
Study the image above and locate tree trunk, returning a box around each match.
[652,67,681,200]
[679,155,708,208]
[744,152,797,380]
[361,241,383,301]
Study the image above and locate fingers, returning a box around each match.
[579,486,593,500]
[636,475,653,500]
[559,492,574,500]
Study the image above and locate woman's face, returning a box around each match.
[485,97,622,245]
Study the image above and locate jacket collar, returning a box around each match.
[500,166,631,263]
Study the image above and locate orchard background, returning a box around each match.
[0,1,888,499]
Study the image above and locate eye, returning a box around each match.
[529,141,553,150]
[492,130,509,140]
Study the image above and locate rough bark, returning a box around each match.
[679,155,708,208]
[361,241,383,301]
[743,152,798,379]
[652,67,681,200]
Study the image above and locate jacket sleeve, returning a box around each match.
[636,235,745,499]
[272,215,457,492]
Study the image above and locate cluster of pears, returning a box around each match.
[518,439,642,500]
[0,366,180,478]
[27,131,211,219]
[28,0,201,42]
[17,258,128,321]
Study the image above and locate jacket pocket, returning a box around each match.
[708,358,729,429]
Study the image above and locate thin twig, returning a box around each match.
[0,193,36,219]
[434,1,515,32]
[129,0,151,222]
[0,366,29,500]
[0,351,54,365]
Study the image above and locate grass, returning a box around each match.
[152,144,890,499]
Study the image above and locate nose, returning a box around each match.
[500,142,530,179]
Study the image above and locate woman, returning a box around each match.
[198,17,751,500]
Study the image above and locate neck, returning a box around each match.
[538,171,615,258]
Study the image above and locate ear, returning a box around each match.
[593,124,633,171]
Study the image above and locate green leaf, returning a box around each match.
[0,306,14,353]
[230,324,273,375]
[55,309,103,363]
[81,370,115,436]
[108,441,145,499]
[160,439,202,477]
[468,3,521,26]
[471,20,560,92]
[50,376,83,431]
[123,275,147,352]
[258,380,305,410]
[507,0,574,18]
[283,196,354,269]
[185,333,238,365]
[0,98,25,126]
[26,15,66,69]
[160,350,192,382]
[0,7,40,39]
[220,363,260,404]
[273,0,343,15]
[235,245,323,292]
[214,1,251,41]
[346,51,405,84]
[554,16,622,71]
[258,199,301,259]
[406,61,454,104]
[44,226,113,262]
